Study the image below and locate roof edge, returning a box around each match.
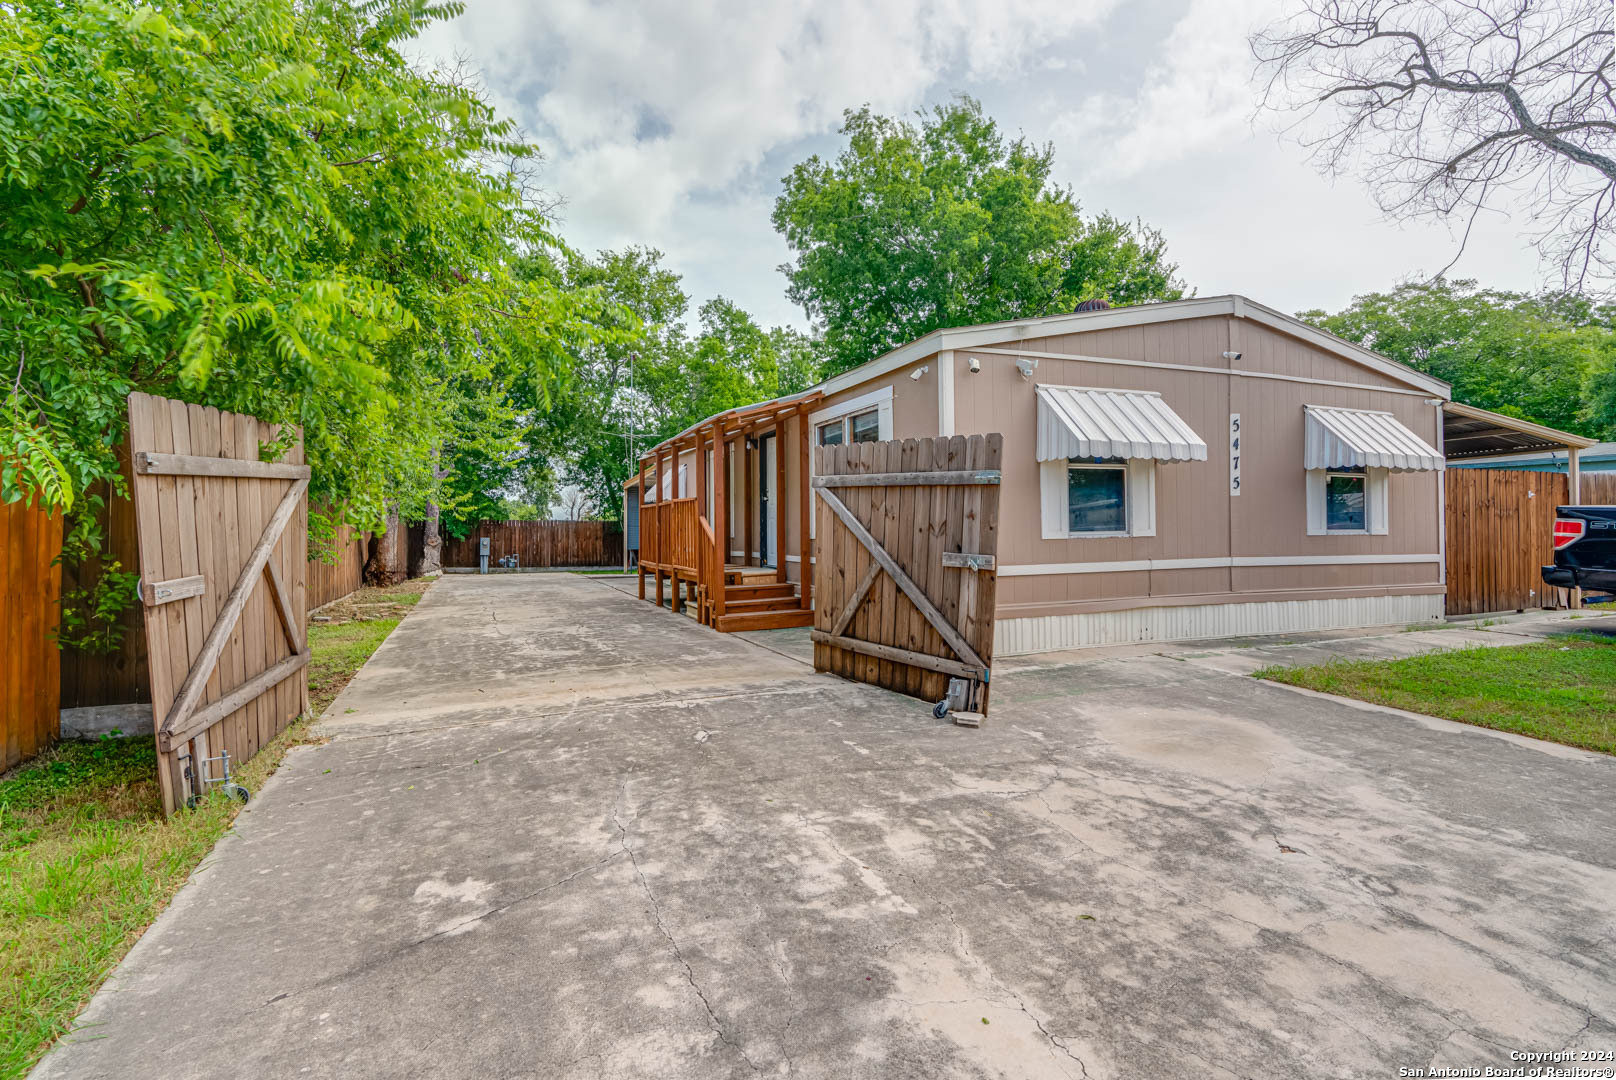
[813,295,1452,400]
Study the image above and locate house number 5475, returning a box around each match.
[1229,413,1241,496]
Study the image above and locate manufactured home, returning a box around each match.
[627,295,1463,655]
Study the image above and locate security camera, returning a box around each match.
[1015,357,1039,379]
[910,365,929,381]
[967,356,981,373]
[1222,351,1243,360]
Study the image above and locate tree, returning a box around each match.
[542,249,824,517]
[0,0,607,527]
[1253,0,1616,294]
[772,97,1188,375]
[1300,279,1616,437]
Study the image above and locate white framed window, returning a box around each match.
[1041,457,1156,539]
[848,407,880,444]
[1066,462,1128,535]
[807,386,895,539]
[816,405,882,447]
[1307,468,1389,536]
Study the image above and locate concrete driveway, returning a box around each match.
[36,575,1616,1079]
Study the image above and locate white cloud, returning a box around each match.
[413,0,1546,328]
[413,0,1122,320]
[1060,0,1276,183]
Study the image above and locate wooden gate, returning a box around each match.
[812,434,1002,720]
[1444,468,1568,616]
[128,393,309,815]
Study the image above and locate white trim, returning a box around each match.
[1040,458,1157,539]
[807,384,893,431]
[938,350,955,436]
[784,555,817,564]
[994,593,1447,656]
[970,347,1437,399]
[1306,467,1389,536]
[999,553,1441,577]
[813,295,1449,400]
[807,386,894,541]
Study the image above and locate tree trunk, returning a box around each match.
[420,501,442,576]
[364,504,407,586]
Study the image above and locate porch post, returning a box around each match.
[775,419,788,584]
[743,431,754,567]
[714,427,728,622]
[798,414,812,613]
[1570,445,1583,609]
[655,448,668,609]
[637,455,648,600]
[696,430,707,519]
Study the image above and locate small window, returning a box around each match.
[1067,462,1128,534]
[817,420,844,447]
[1325,471,1366,532]
[848,408,880,444]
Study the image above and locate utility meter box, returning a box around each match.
[479,536,491,574]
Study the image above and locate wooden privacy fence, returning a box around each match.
[441,520,624,568]
[1,492,63,769]
[1444,468,1616,616]
[128,392,308,815]
[812,434,1002,721]
[308,522,369,609]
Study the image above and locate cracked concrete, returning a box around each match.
[32,575,1616,1079]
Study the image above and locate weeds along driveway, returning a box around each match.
[34,575,1616,1080]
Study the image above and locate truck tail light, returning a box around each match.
[1553,518,1585,549]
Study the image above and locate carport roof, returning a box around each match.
[1442,401,1598,460]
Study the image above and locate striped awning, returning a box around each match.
[1035,385,1208,462]
[1304,406,1442,472]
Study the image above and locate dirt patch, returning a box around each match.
[310,577,434,626]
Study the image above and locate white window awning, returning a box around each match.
[1035,385,1208,463]
[1304,406,1443,472]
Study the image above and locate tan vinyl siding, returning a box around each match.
[776,357,942,583]
[949,313,1443,625]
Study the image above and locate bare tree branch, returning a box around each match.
[1253,0,1616,295]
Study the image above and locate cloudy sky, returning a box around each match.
[413,0,1541,332]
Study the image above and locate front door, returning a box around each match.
[760,433,776,567]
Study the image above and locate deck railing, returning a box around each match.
[640,496,700,576]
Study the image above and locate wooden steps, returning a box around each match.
[720,595,802,614]
[714,608,815,632]
[724,582,795,601]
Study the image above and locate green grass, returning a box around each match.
[1255,634,1616,754]
[309,618,399,716]
[1,586,419,1078]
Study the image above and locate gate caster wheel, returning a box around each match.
[932,700,949,720]
[220,783,251,805]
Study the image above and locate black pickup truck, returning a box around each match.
[1542,505,1616,593]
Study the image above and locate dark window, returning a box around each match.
[817,421,843,447]
[849,408,880,443]
[1068,465,1127,534]
[1326,472,1366,531]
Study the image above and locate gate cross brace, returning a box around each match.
[159,477,309,751]
[817,487,987,675]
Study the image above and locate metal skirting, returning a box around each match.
[993,593,1447,656]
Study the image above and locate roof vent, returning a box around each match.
[1073,298,1111,313]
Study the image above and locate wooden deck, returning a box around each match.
[632,393,821,634]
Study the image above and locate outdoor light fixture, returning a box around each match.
[1015,356,1039,379]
